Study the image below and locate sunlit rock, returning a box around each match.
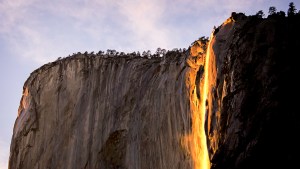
[9,13,300,169]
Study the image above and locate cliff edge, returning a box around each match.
[9,13,300,169]
[9,50,203,169]
[206,13,300,169]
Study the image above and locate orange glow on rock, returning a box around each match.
[18,87,29,116]
[182,35,213,169]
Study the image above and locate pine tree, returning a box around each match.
[268,6,277,15]
[287,2,297,16]
[256,10,264,18]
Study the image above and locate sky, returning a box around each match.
[0,0,299,168]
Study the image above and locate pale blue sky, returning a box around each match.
[0,0,299,168]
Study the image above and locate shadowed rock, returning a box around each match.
[9,13,300,169]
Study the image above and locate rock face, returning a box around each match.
[9,52,200,169]
[206,13,300,169]
[9,13,300,169]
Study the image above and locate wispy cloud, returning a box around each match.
[117,0,173,51]
[0,0,57,64]
[0,0,293,64]
[0,0,142,64]
[0,0,36,33]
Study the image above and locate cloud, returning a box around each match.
[0,0,140,64]
[0,0,36,33]
[1,0,190,61]
[116,0,173,51]
[0,0,283,66]
[0,0,56,64]
[44,0,175,52]
[2,0,219,64]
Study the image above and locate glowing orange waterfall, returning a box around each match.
[183,34,214,169]
[198,34,213,169]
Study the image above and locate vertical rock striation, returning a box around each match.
[9,52,206,169]
[206,13,300,169]
[9,13,300,169]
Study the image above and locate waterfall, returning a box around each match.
[183,33,214,169]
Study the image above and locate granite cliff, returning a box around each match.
[9,13,300,169]
[206,13,300,169]
[9,51,199,169]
